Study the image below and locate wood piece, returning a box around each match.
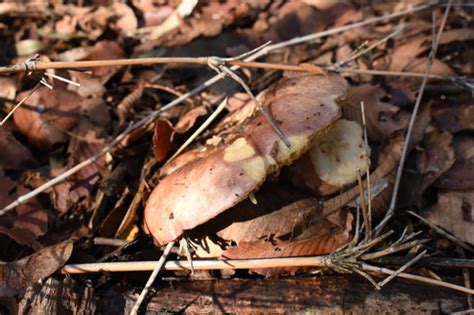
[101,275,467,313]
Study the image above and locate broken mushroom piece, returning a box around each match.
[144,74,348,245]
[288,119,370,196]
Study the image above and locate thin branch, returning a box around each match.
[0,81,41,126]
[375,0,453,234]
[361,238,430,261]
[377,249,427,287]
[93,237,130,247]
[362,262,474,295]
[130,241,175,315]
[0,1,435,215]
[408,211,474,252]
[333,24,405,68]
[60,254,474,295]
[167,98,228,163]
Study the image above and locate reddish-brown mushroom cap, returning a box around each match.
[144,74,348,245]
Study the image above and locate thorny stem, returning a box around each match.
[375,0,454,235]
[0,1,439,215]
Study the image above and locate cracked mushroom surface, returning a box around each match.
[144,74,348,245]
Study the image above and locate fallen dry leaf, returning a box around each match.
[152,106,208,161]
[344,84,409,141]
[0,174,47,250]
[435,135,474,190]
[417,130,455,191]
[0,123,37,171]
[0,241,73,297]
[431,103,474,133]
[144,74,347,245]
[425,190,474,245]
[222,210,353,277]
[13,87,81,148]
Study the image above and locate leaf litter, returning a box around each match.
[0,0,473,312]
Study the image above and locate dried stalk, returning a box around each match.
[376,0,454,234]
[408,211,474,252]
[60,254,474,295]
[130,241,175,315]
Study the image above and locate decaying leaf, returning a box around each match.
[288,119,370,196]
[0,241,73,297]
[0,174,48,250]
[431,103,474,133]
[425,190,474,245]
[222,212,352,277]
[344,84,408,141]
[152,106,208,162]
[13,87,81,148]
[0,123,37,171]
[435,135,474,190]
[144,74,348,245]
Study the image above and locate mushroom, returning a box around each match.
[287,119,370,196]
[144,74,348,245]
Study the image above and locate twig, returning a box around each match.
[362,262,474,295]
[60,254,474,295]
[375,0,453,234]
[93,237,130,247]
[357,171,370,242]
[0,81,41,126]
[62,255,334,274]
[377,249,427,287]
[0,1,435,215]
[333,24,405,68]
[218,65,290,147]
[360,101,372,241]
[361,239,430,261]
[167,98,228,163]
[408,211,474,252]
[373,256,474,269]
[130,241,175,315]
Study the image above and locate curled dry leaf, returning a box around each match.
[343,84,408,141]
[13,87,81,148]
[287,119,370,196]
[0,241,73,297]
[144,74,348,245]
[152,106,208,162]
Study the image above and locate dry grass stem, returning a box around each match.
[130,241,175,315]
[376,0,454,234]
[408,211,474,252]
[362,262,474,295]
[167,98,228,163]
[377,249,427,287]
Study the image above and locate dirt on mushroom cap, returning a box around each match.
[144,74,348,245]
